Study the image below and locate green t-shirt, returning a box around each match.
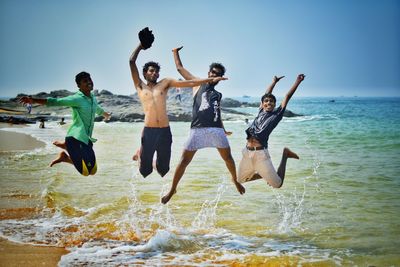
[46,91,105,144]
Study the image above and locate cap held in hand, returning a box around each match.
[138,27,155,49]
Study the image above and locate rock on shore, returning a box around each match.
[0,89,302,123]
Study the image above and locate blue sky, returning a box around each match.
[0,0,399,97]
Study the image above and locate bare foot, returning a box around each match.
[50,151,70,167]
[234,182,246,195]
[53,140,66,150]
[284,147,299,159]
[161,190,176,204]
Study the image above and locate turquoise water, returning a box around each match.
[0,97,399,266]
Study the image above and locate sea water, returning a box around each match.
[0,97,399,266]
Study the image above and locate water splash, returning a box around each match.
[191,177,227,230]
[123,174,145,238]
[272,138,321,234]
[146,184,181,231]
[273,189,305,234]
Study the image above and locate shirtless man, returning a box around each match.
[161,46,245,204]
[129,43,227,178]
[237,74,305,188]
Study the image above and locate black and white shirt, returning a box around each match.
[245,105,286,148]
[191,84,223,128]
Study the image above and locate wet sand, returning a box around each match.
[0,123,67,266]
[0,125,45,151]
[0,108,25,115]
[0,122,26,129]
[0,237,68,267]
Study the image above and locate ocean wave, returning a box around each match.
[284,114,339,122]
[57,229,347,266]
[0,178,350,267]
[223,114,340,124]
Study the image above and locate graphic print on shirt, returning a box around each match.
[199,92,210,111]
[213,100,219,122]
[191,84,223,128]
[198,91,220,122]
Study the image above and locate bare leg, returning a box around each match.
[161,150,196,204]
[53,140,66,150]
[217,147,245,194]
[49,151,73,167]
[276,147,299,187]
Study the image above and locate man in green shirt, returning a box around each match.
[19,72,110,176]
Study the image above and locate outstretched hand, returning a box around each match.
[103,112,112,122]
[212,77,228,83]
[274,75,285,83]
[172,46,183,53]
[19,96,33,105]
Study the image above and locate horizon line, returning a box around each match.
[1,94,400,99]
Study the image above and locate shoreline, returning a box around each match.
[0,237,68,267]
[0,124,45,151]
[0,123,67,266]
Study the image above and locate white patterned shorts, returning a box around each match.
[184,127,230,151]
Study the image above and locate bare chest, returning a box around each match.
[139,88,166,103]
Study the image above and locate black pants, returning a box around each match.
[65,136,97,176]
[140,127,172,178]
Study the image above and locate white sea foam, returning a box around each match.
[284,113,339,123]
[57,229,345,266]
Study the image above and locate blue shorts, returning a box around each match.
[65,137,97,176]
[140,127,172,178]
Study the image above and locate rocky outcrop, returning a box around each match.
[1,89,302,123]
[221,98,242,108]
[221,97,303,117]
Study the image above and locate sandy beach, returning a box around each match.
[0,108,26,115]
[0,238,68,267]
[0,123,67,266]
[0,125,45,151]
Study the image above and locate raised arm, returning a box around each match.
[172,46,198,80]
[167,76,227,88]
[281,74,305,109]
[129,44,144,89]
[265,75,285,94]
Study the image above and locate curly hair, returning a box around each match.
[143,61,161,74]
[209,63,226,76]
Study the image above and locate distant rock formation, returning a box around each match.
[1,89,302,123]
